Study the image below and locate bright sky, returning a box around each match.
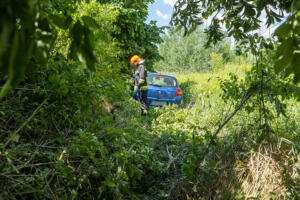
[146,0,279,38]
[147,0,175,27]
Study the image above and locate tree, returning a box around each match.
[0,0,164,99]
[155,28,233,73]
[171,0,300,82]
[0,0,100,99]
[111,0,164,72]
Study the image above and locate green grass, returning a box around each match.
[163,63,252,134]
[172,63,250,94]
[151,62,300,199]
[162,63,300,139]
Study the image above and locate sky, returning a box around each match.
[147,0,176,27]
[146,0,219,28]
[146,0,279,38]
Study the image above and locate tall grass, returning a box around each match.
[165,63,252,135]
[153,63,300,199]
[175,63,250,95]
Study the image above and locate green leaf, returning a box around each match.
[275,96,280,117]
[276,38,294,57]
[49,14,72,29]
[256,0,264,10]
[274,38,294,73]
[32,42,48,65]
[0,80,12,100]
[106,181,116,187]
[274,56,292,73]
[11,133,20,142]
[7,158,19,174]
[70,21,84,47]
[225,21,230,29]
[38,17,52,32]
[292,52,300,83]
[208,160,217,168]
[69,21,99,71]
[81,16,99,29]
[56,137,63,144]
[274,23,292,38]
[245,5,256,17]
[292,0,300,12]
[243,21,251,32]
[284,64,294,77]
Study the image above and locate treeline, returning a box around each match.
[155,28,249,73]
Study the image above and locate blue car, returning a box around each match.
[146,73,182,107]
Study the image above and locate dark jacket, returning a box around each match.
[134,60,148,90]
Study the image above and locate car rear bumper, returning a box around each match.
[147,97,182,107]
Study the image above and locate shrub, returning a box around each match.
[210,52,223,71]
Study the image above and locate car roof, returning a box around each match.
[148,73,177,79]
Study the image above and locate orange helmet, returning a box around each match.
[130,55,141,65]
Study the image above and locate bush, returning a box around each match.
[154,28,233,73]
[210,52,223,71]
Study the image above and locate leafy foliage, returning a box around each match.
[1,0,299,199]
[111,0,164,72]
[155,28,233,73]
[0,0,94,98]
[170,64,300,199]
[0,1,167,199]
[171,0,300,82]
[273,8,300,82]
[0,0,163,99]
[210,52,223,71]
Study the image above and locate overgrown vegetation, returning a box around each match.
[0,0,166,199]
[168,64,300,199]
[0,0,300,199]
[155,28,235,73]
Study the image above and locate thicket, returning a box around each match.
[0,0,169,199]
[154,28,237,73]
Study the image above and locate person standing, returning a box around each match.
[130,55,149,114]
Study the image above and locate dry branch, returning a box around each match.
[3,98,48,148]
[198,75,275,163]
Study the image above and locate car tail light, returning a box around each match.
[157,74,166,76]
[176,88,182,96]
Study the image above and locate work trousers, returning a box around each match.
[139,89,149,114]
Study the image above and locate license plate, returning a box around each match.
[151,101,167,106]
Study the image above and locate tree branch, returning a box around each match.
[3,98,48,149]
[198,74,275,163]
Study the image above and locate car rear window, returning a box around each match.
[148,75,178,88]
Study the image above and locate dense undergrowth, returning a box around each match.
[1,60,299,199]
[159,63,300,199]
[0,1,166,199]
[1,0,300,199]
